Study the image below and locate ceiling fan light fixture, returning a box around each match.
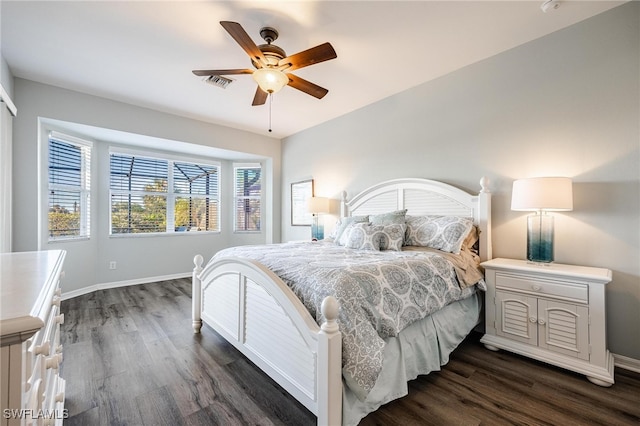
[252,68,289,94]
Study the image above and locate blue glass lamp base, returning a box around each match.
[311,216,324,241]
[527,214,554,263]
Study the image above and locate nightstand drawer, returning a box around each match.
[495,273,588,303]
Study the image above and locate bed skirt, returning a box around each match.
[342,291,481,425]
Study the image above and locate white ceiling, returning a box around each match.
[1,1,625,139]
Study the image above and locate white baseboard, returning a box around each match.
[61,272,191,300]
[613,353,640,374]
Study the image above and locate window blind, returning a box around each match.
[234,165,261,232]
[110,152,219,234]
[48,133,91,240]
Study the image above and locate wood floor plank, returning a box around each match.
[61,341,98,417]
[135,386,186,426]
[60,279,640,426]
[224,356,316,425]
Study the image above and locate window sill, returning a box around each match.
[109,231,221,239]
[48,237,90,244]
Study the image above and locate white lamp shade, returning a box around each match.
[511,177,573,211]
[252,68,289,94]
[306,197,330,214]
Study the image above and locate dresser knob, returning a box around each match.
[46,353,62,369]
[36,341,50,355]
[538,319,546,325]
[529,317,537,323]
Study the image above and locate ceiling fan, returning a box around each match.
[193,21,337,106]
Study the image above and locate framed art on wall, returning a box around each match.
[291,179,314,226]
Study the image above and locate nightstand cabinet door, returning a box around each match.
[495,291,537,346]
[537,299,589,361]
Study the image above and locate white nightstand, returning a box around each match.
[480,258,615,386]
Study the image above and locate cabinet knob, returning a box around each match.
[538,319,546,325]
[529,317,537,323]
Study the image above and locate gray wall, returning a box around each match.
[282,3,639,359]
[12,79,281,294]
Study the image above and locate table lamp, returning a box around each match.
[306,197,330,240]
[511,177,573,263]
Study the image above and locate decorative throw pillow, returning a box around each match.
[378,223,406,251]
[345,223,381,251]
[370,209,408,225]
[334,215,369,245]
[404,215,474,254]
[345,223,406,251]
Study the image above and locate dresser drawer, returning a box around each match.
[24,364,45,415]
[495,272,588,303]
[28,305,59,365]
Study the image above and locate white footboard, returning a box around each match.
[192,255,342,426]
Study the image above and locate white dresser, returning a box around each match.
[0,250,67,425]
[481,258,615,386]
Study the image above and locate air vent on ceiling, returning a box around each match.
[203,75,234,89]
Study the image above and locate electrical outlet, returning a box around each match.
[109,261,117,270]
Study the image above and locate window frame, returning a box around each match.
[47,131,92,242]
[108,147,220,236]
[234,163,262,233]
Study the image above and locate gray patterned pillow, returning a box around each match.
[346,223,406,251]
[370,209,407,225]
[334,215,369,246]
[404,215,473,254]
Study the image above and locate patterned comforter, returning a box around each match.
[212,241,485,400]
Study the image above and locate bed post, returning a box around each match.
[192,254,203,333]
[478,177,492,261]
[317,296,342,426]
[340,190,348,218]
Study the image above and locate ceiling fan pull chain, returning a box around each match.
[268,93,273,133]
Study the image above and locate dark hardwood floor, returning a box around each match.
[60,278,640,426]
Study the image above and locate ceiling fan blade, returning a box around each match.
[192,69,253,76]
[220,21,266,66]
[286,73,329,99]
[252,87,268,106]
[278,42,337,71]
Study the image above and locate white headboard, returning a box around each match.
[341,177,492,261]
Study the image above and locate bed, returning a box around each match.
[192,177,492,425]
